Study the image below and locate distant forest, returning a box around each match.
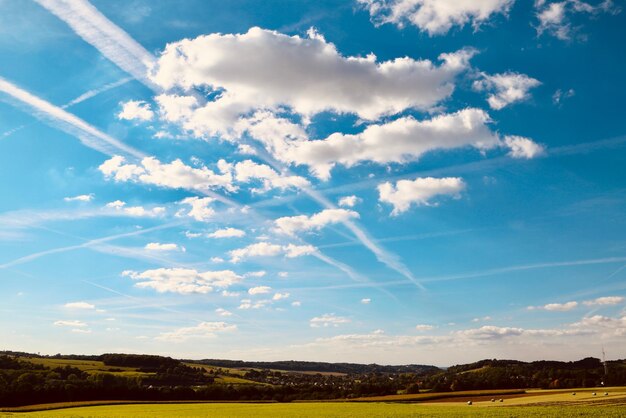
[1,351,625,406]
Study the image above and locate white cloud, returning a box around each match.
[291,301,301,307]
[99,156,235,192]
[207,228,246,238]
[310,313,351,328]
[473,72,541,110]
[244,271,267,278]
[530,301,579,311]
[179,197,215,221]
[144,242,185,252]
[229,242,317,263]
[553,88,575,105]
[105,200,166,218]
[63,302,95,310]
[222,290,240,297]
[118,100,154,121]
[583,296,625,306]
[243,108,499,180]
[123,268,242,294]
[378,177,466,215]
[273,209,359,236]
[232,159,310,192]
[273,292,290,300]
[149,27,474,128]
[54,320,87,328]
[358,0,515,35]
[156,321,236,342]
[99,155,307,194]
[535,0,618,40]
[71,328,92,334]
[361,298,371,304]
[64,194,94,202]
[238,298,270,309]
[415,324,436,331]
[338,195,361,208]
[248,286,272,295]
[278,272,289,278]
[216,308,233,317]
[504,135,545,159]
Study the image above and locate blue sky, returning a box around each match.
[1,0,625,365]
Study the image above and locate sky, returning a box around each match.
[0,0,625,367]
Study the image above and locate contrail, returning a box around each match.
[0,223,180,269]
[34,0,157,89]
[1,76,133,139]
[0,76,145,159]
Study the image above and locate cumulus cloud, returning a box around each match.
[99,156,235,192]
[99,155,307,194]
[229,242,317,263]
[415,324,436,331]
[149,27,474,131]
[238,298,270,310]
[104,200,165,217]
[156,321,236,342]
[473,72,541,110]
[503,135,545,159]
[123,268,242,294]
[54,320,87,327]
[207,228,246,238]
[378,177,466,215]
[361,298,371,304]
[144,242,185,252]
[243,108,499,180]
[338,195,361,208]
[118,100,154,121]
[358,0,515,35]
[64,194,94,202]
[63,302,95,310]
[230,159,309,192]
[216,308,233,317]
[583,296,625,306]
[273,209,359,236]
[528,301,579,311]
[179,197,215,221]
[310,313,351,328]
[248,286,272,295]
[273,292,290,300]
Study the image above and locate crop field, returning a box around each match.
[17,358,153,378]
[1,401,626,417]
[1,388,625,417]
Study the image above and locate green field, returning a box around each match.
[1,388,625,417]
[1,402,626,418]
[16,357,259,384]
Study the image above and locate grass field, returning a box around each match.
[1,388,625,417]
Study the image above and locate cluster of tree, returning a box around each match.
[241,368,424,398]
[191,359,439,375]
[420,357,626,391]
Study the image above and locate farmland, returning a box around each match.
[1,387,626,417]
